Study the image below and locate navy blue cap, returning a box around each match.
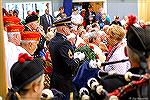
[52,16,72,27]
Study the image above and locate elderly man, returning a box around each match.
[20,31,41,55]
[3,16,29,88]
[24,13,50,58]
[48,17,85,100]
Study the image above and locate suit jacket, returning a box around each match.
[40,14,54,34]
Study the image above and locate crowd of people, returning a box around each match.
[2,4,150,100]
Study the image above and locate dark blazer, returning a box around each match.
[40,14,54,34]
[48,32,80,94]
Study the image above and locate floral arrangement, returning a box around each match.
[75,44,99,61]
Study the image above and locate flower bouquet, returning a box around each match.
[75,44,99,61]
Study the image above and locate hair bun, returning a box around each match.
[18,53,33,64]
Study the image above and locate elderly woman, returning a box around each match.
[6,53,45,100]
[104,25,131,74]
[87,31,106,62]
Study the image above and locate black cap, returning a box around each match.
[25,14,38,24]
[10,57,44,91]
[52,16,72,27]
[126,25,150,57]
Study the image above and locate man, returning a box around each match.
[24,13,40,31]
[40,9,54,34]
[85,5,96,26]
[48,17,85,99]
[24,13,47,58]
[110,16,122,26]
[71,7,83,30]
[3,16,29,88]
[56,6,67,20]
[20,31,41,55]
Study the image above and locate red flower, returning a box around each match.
[77,43,85,48]
[96,55,99,59]
[89,45,94,49]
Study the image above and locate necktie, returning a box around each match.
[47,15,51,26]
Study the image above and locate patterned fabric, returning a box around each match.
[105,40,131,74]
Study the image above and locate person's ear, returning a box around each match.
[33,83,39,93]
[29,42,32,50]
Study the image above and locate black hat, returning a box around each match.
[52,16,72,27]
[126,25,150,57]
[25,14,38,24]
[10,53,44,91]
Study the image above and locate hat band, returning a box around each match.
[21,38,40,41]
[21,40,38,43]
[7,32,20,35]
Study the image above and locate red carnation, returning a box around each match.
[89,46,94,49]
[77,43,85,48]
[96,55,99,59]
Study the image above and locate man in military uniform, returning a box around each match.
[48,16,85,100]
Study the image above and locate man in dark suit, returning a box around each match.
[48,17,85,100]
[85,5,96,26]
[40,9,54,34]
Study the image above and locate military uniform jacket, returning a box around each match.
[48,32,80,94]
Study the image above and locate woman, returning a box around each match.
[6,53,45,100]
[104,25,130,74]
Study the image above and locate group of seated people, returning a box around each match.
[2,7,150,100]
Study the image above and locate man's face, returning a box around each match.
[45,9,49,15]
[64,25,71,36]
[60,9,64,14]
[30,41,39,55]
[30,20,39,30]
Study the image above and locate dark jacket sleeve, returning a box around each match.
[58,41,80,71]
[33,35,46,58]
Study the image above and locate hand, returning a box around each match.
[37,25,46,36]
[89,60,97,68]
[89,59,101,68]
[74,52,85,61]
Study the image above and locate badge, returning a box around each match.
[68,49,73,59]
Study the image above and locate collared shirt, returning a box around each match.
[46,15,51,25]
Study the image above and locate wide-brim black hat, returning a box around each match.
[126,25,150,57]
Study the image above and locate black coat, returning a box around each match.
[48,32,80,94]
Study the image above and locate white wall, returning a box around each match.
[2,0,63,16]
[107,0,138,21]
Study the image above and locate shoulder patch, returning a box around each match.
[68,49,73,59]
